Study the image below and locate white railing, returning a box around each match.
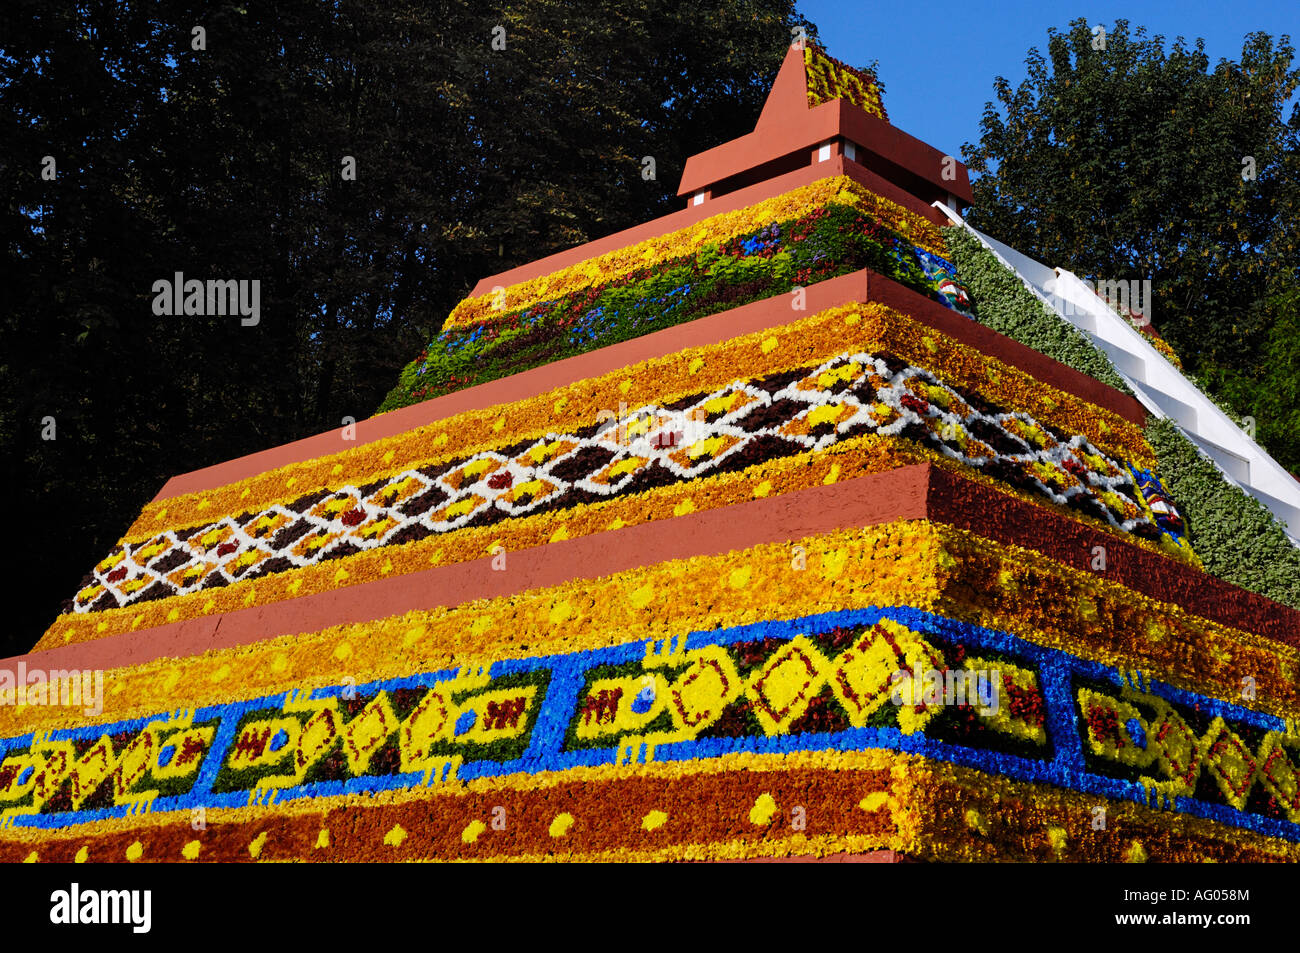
[936,203,1300,547]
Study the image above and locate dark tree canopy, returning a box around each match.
[0,0,817,655]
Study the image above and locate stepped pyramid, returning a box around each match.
[3,44,1299,863]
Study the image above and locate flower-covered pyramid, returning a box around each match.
[4,44,1299,863]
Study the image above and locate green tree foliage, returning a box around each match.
[0,0,815,655]
[1195,287,1300,472]
[962,18,1300,467]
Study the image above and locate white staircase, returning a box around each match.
[936,203,1300,547]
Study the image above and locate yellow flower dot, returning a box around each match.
[748,793,778,826]
[248,831,268,859]
[844,313,860,326]
[823,464,841,485]
[333,567,349,585]
[461,820,487,844]
[240,488,251,500]
[74,846,89,864]
[271,654,288,673]
[549,600,572,625]
[1125,840,1148,863]
[761,336,779,354]
[688,357,705,374]
[315,829,330,849]
[642,810,668,831]
[549,814,575,838]
[858,792,889,812]
[384,824,407,847]
[493,417,506,432]
[333,641,352,661]
[202,599,216,613]
[403,625,426,648]
[728,566,752,589]
[331,464,344,477]
[821,548,849,577]
[753,480,772,498]
[672,498,695,516]
[1047,827,1068,853]
[619,379,632,395]
[383,450,395,464]
[964,809,989,835]
[629,584,655,609]
[209,664,230,683]
[166,608,180,622]
[607,518,627,530]
[181,840,201,860]
[125,841,143,862]
[22,851,37,863]
[549,525,569,543]
[381,558,393,575]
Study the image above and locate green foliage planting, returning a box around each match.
[1145,418,1300,609]
[942,226,1131,392]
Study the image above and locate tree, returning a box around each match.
[0,0,816,656]
[962,17,1300,454]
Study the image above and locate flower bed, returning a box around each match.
[803,45,887,120]
[381,204,970,412]
[65,337,1188,626]
[5,603,1298,861]
[23,521,1296,744]
[441,176,946,333]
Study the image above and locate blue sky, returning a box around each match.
[796,0,1299,164]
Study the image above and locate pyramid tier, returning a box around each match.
[3,517,1298,861]
[47,295,1189,652]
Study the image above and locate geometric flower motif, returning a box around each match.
[1256,735,1300,822]
[72,348,1186,616]
[1147,707,1201,787]
[667,646,742,733]
[830,620,943,729]
[745,635,829,735]
[341,696,398,775]
[1201,721,1259,810]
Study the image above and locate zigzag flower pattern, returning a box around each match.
[71,350,1188,615]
